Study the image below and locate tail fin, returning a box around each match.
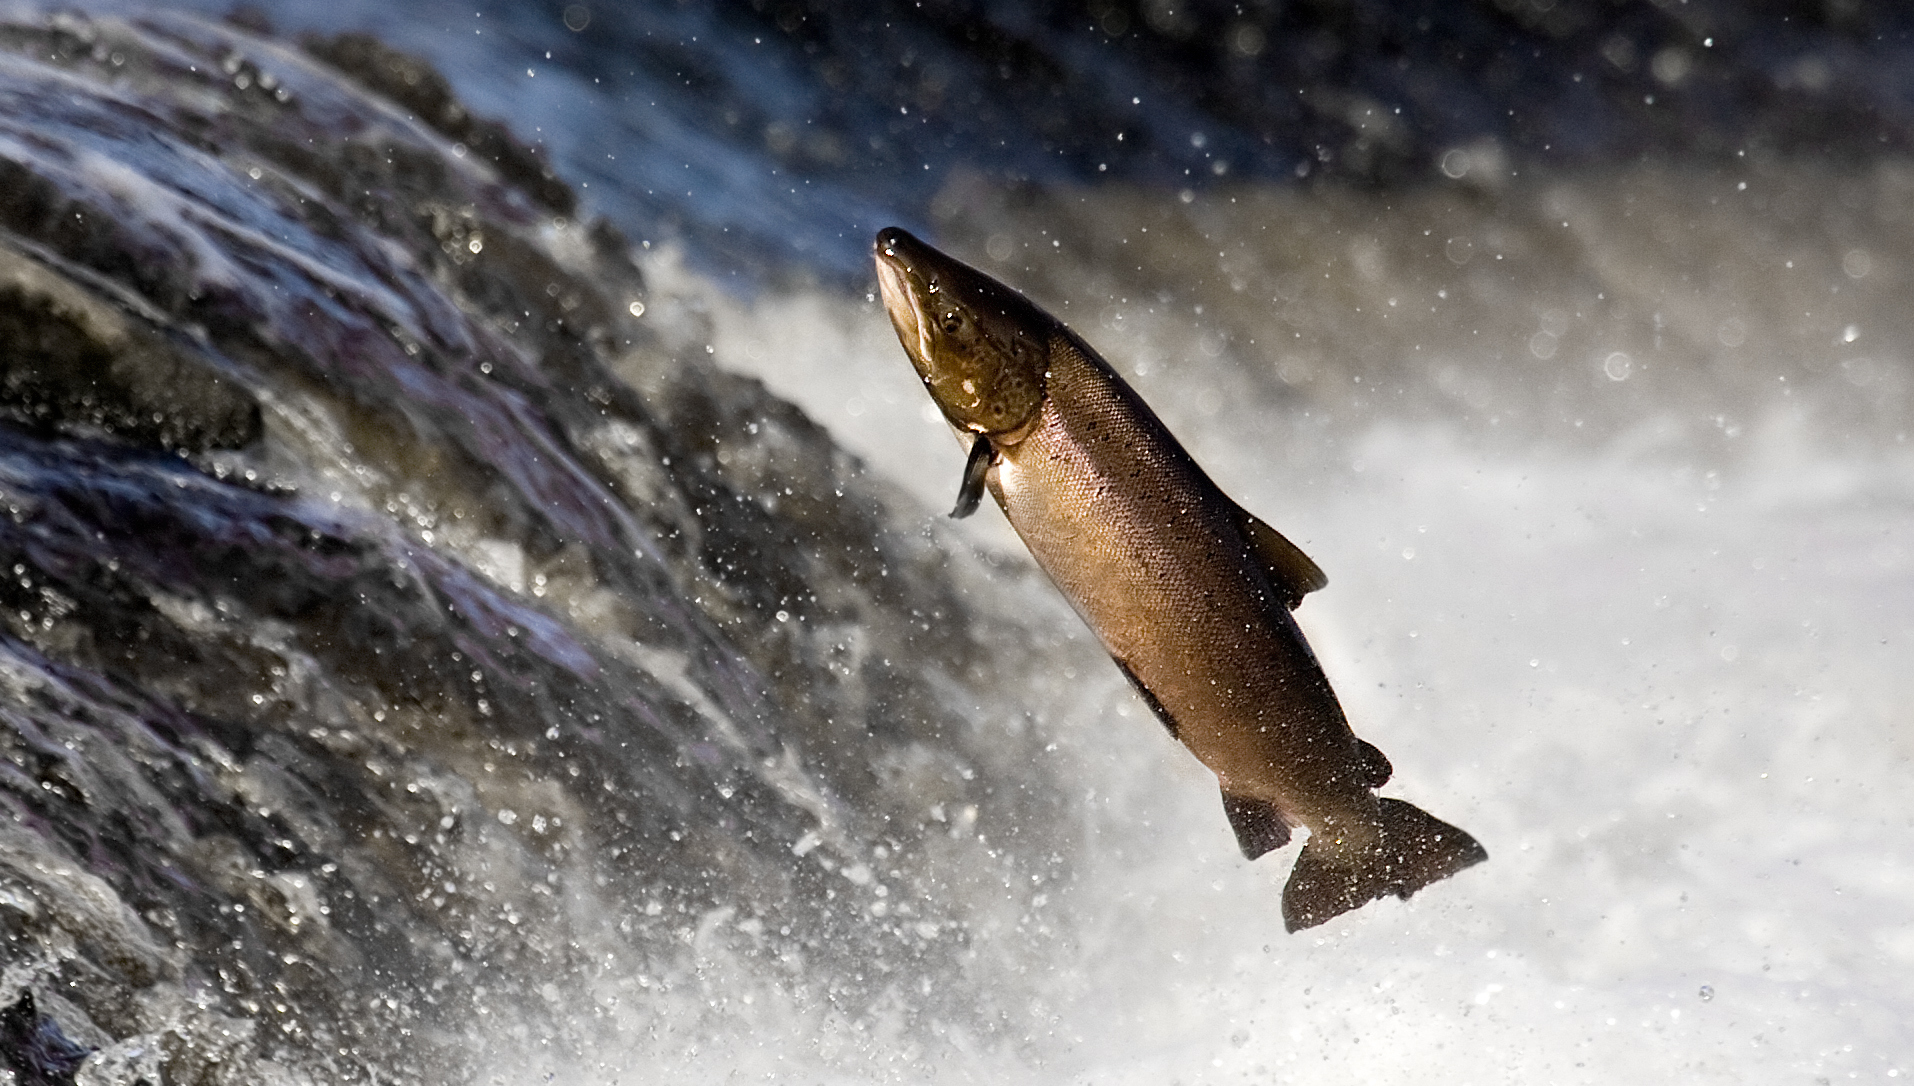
[1280,798,1487,932]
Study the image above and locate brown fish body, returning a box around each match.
[995,334,1378,840]
[874,228,1484,930]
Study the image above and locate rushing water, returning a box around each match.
[81,0,1914,283]
[707,166,1914,1084]
[0,3,1908,1084]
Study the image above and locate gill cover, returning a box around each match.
[874,228,1049,438]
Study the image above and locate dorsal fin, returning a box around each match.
[1233,505,1327,609]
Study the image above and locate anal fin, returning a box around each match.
[1221,791,1292,860]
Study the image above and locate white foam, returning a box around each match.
[603,175,1914,1083]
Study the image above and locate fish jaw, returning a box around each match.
[873,232,932,371]
[871,227,1049,438]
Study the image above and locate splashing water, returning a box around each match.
[0,3,1906,1084]
[703,167,1914,1084]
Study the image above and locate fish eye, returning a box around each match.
[941,312,964,334]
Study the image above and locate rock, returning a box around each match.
[0,8,1079,1080]
[0,992,94,1086]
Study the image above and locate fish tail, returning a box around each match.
[1280,798,1487,932]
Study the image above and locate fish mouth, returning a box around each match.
[873,229,933,366]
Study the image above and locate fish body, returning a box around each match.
[874,227,1485,931]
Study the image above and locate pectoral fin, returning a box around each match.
[1221,791,1293,859]
[1234,506,1327,609]
[950,434,993,519]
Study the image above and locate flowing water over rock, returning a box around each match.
[0,11,1091,1082]
[1,3,1911,1084]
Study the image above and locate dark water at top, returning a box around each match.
[99,0,1914,280]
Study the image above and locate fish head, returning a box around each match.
[874,227,1049,440]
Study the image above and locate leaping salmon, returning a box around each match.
[873,227,1486,931]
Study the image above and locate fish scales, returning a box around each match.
[998,335,1356,813]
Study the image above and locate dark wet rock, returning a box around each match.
[0,7,1079,1081]
[0,247,261,452]
[0,992,93,1086]
[300,32,577,218]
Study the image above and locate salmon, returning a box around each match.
[874,227,1485,930]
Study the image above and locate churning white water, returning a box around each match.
[528,165,1914,1084]
[2,4,1904,1081]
